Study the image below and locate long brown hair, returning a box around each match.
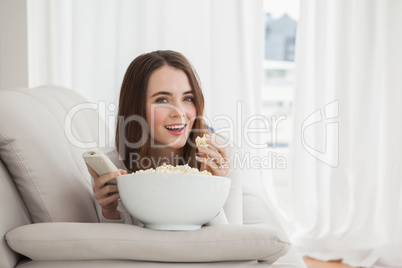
[116,50,207,172]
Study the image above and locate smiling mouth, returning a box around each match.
[165,124,187,132]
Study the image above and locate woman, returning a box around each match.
[86,50,243,225]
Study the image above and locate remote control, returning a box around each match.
[82,151,119,185]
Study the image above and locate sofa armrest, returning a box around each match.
[6,222,290,264]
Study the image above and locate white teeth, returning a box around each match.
[166,125,185,130]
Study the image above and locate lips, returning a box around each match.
[165,124,187,136]
[165,124,186,130]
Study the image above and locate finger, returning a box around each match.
[101,171,122,185]
[196,155,220,170]
[198,147,230,170]
[98,193,120,208]
[119,169,128,175]
[93,171,121,190]
[196,156,228,177]
[85,163,99,178]
[93,184,119,200]
[197,147,224,165]
[196,153,230,176]
[199,161,208,172]
[206,135,229,159]
[196,151,207,157]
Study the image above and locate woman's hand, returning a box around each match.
[196,135,230,177]
[86,164,127,219]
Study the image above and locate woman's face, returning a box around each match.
[146,65,197,149]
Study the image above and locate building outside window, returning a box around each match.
[263,1,298,149]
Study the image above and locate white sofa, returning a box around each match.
[0,86,305,268]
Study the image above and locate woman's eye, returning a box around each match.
[155,97,168,103]
[184,96,194,102]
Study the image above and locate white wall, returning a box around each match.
[0,0,28,89]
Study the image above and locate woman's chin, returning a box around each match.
[156,137,187,149]
[168,140,187,149]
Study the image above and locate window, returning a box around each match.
[263,0,299,216]
[263,0,298,148]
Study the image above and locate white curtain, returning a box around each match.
[28,0,263,119]
[291,0,402,267]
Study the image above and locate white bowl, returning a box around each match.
[117,173,231,231]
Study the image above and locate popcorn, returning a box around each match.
[134,163,211,176]
[196,134,209,149]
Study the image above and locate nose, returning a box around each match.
[169,103,185,118]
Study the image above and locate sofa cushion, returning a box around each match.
[0,87,101,223]
[6,222,290,264]
[0,159,31,268]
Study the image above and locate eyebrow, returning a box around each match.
[151,90,193,98]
